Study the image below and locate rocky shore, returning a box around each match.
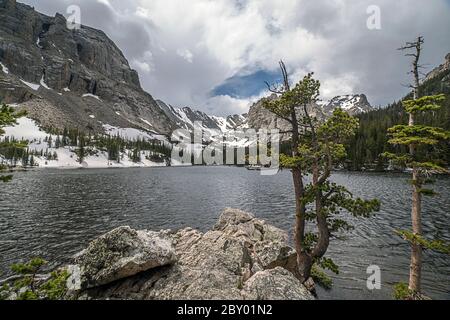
[63,208,314,300]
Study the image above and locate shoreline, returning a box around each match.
[4,165,449,176]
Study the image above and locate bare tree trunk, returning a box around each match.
[292,167,311,281]
[409,167,423,293]
[311,166,329,260]
[405,36,423,294]
[291,112,312,282]
[408,94,423,294]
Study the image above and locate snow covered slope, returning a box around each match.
[156,100,248,134]
[156,94,371,138]
[1,117,168,169]
[321,94,373,116]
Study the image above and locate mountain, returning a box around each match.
[0,0,175,136]
[424,53,450,81]
[0,0,374,142]
[156,99,248,134]
[322,94,373,116]
[157,93,373,137]
[245,94,373,134]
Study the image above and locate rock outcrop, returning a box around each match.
[425,53,450,82]
[67,208,313,300]
[246,94,327,140]
[246,93,373,140]
[67,227,176,290]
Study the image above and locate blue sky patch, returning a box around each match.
[211,69,281,99]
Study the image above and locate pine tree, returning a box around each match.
[131,147,141,163]
[23,148,31,167]
[55,135,61,149]
[75,134,86,164]
[62,128,68,146]
[263,63,380,284]
[29,155,35,167]
[385,37,450,299]
[0,104,26,182]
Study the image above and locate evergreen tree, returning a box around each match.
[55,135,61,149]
[0,104,26,182]
[131,147,141,163]
[29,155,35,167]
[75,135,86,164]
[263,63,380,284]
[346,56,450,171]
[62,128,68,146]
[21,148,30,167]
[385,37,450,299]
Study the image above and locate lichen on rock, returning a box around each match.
[67,208,314,300]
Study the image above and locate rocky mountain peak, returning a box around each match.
[0,1,175,135]
[0,0,16,10]
[425,52,450,81]
[0,1,140,91]
[245,93,372,136]
[322,94,373,115]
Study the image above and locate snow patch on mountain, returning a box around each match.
[82,93,102,101]
[322,94,372,116]
[140,118,153,127]
[156,93,369,138]
[40,76,51,90]
[0,62,9,74]
[20,79,40,91]
[102,124,168,144]
[3,117,48,140]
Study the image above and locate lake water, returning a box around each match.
[0,167,448,300]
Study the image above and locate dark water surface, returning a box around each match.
[0,167,448,299]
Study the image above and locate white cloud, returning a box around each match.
[96,0,112,8]
[132,59,152,73]
[176,49,194,63]
[205,90,270,117]
[320,74,360,101]
[20,0,450,115]
[131,50,154,73]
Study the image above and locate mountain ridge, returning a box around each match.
[0,0,381,140]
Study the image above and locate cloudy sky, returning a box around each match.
[21,0,450,116]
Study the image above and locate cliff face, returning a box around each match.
[425,53,450,82]
[246,94,373,136]
[0,0,175,135]
[156,99,248,134]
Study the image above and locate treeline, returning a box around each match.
[0,127,173,167]
[347,69,450,171]
[70,130,172,164]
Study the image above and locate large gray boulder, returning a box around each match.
[77,209,314,300]
[214,208,298,274]
[68,226,176,290]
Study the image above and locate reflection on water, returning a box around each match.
[0,167,448,299]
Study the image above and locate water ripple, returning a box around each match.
[0,167,448,299]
